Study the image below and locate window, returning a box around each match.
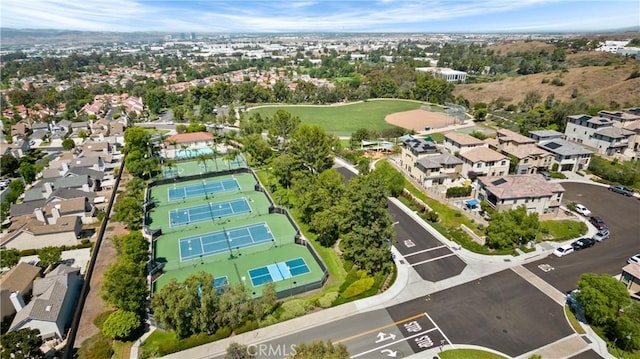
[501,160,506,166]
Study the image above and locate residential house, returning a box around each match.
[598,110,640,127]
[1,215,82,250]
[459,147,510,179]
[9,265,83,342]
[537,139,593,172]
[499,144,554,174]
[11,121,30,140]
[51,120,71,137]
[528,130,564,142]
[80,141,111,155]
[0,140,30,158]
[164,131,215,158]
[43,197,95,224]
[22,176,95,202]
[0,262,41,319]
[620,264,640,301]
[477,174,565,215]
[400,137,462,187]
[70,121,89,138]
[443,132,487,154]
[565,114,634,156]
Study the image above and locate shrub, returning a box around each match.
[551,78,565,86]
[19,249,37,256]
[278,299,314,321]
[342,277,375,298]
[446,186,472,198]
[77,333,113,359]
[317,292,339,308]
[551,163,559,172]
[101,310,140,340]
[234,320,258,334]
[424,210,439,222]
[343,260,354,272]
[92,310,115,330]
[550,171,567,179]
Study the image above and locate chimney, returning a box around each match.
[52,206,61,219]
[34,208,47,224]
[44,182,54,198]
[10,292,25,312]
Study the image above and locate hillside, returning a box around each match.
[454,60,640,107]
[487,40,556,55]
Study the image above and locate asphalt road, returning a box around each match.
[524,182,640,293]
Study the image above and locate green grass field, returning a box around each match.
[249,99,424,136]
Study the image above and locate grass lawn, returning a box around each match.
[424,132,445,143]
[112,340,133,359]
[439,349,507,359]
[564,306,586,334]
[249,99,423,136]
[539,220,588,242]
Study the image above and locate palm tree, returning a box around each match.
[165,159,176,177]
[210,142,219,172]
[197,154,208,173]
[180,144,189,158]
[225,148,241,170]
[169,140,178,158]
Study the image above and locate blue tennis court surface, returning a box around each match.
[168,178,239,201]
[163,167,181,177]
[169,198,251,227]
[249,258,311,286]
[179,222,274,261]
[197,276,229,296]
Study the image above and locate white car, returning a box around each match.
[554,244,575,257]
[574,204,591,217]
[628,254,640,265]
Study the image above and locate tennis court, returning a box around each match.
[169,198,251,227]
[163,167,182,177]
[248,258,311,286]
[179,222,274,261]
[168,178,240,201]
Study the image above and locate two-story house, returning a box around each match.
[443,132,487,155]
[537,139,593,172]
[565,114,634,156]
[477,174,565,215]
[458,147,510,179]
[400,137,462,187]
[164,132,215,158]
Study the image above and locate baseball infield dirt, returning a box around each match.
[385,109,456,131]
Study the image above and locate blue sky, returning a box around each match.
[1,0,638,33]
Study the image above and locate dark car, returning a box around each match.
[589,216,608,230]
[609,185,634,197]
[571,237,595,250]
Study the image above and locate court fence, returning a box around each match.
[145,166,330,296]
[275,270,329,300]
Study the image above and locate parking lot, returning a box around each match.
[525,182,640,293]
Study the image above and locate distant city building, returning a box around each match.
[416,67,467,83]
[190,32,196,40]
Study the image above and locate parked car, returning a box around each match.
[609,185,634,197]
[571,237,595,251]
[628,254,640,265]
[589,216,608,230]
[566,289,581,312]
[592,229,610,242]
[574,204,591,217]
[553,244,574,257]
[537,168,551,181]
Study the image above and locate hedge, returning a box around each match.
[445,186,472,198]
[342,277,375,298]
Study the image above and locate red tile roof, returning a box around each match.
[165,131,214,144]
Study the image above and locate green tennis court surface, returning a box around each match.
[168,178,240,201]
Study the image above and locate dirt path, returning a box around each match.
[74,222,128,347]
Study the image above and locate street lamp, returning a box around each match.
[624,333,633,354]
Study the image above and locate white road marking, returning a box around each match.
[410,253,457,267]
[403,245,447,258]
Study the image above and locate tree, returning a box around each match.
[101,310,140,340]
[0,248,20,268]
[340,174,395,274]
[272,153,300,189]
[289,340,349,359]
[113,196,143,230]
[101,260,148,314]
[62,138,75,150]
[289,125,333,175]
[37,246,62,268]
[124,126,151,153]
[268,109,300,151]
[311,209,341,247]
[125,177,147,199]
[18,162,37,184]
[0,328,44,359]
[113,231,149,264]
[242,134,272,165]
[226,342,251,359]
[371,162,405,197]
[577,273,631,327]
[485,206,539,249]
[0,154,19,176]
[77,129,88,140]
